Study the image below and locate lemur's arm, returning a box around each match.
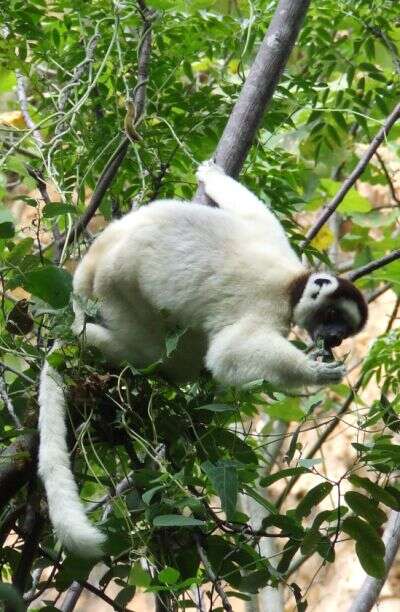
[196,161,290,246]
[206,318,345,388]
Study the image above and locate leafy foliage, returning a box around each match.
[0,0,400,609]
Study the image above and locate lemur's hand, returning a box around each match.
[196,159,225,184]
[308,359,346,385]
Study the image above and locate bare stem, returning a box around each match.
[303,101,400,248]
[194,533,233,612]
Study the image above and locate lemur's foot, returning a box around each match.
[196,159,224,183]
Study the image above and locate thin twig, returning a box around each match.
[57,3,155,253]
[15,71,44,147]
[0,362,34,385]
[194,532,233,612]
[0,372,22,429]
[276,378,364,508]
[375,151,400,205]
[348,249,400,282]
[56,33,100,136]
[303,101,400,248]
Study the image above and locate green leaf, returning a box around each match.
[195,403,236,412]
[158,566,180,585]
[355,541,385,578]
[6,237,34,263]
[129,563,151,587]
[202,460,238,521]
[23,266,72,308]
[153,515,206,527]
[342,516,385,557]
[115,586,136,606]
[262,513,303,538]
[265,397,304,422]
[318,536,335,562]
[55,555,95,590]
[0,583,25,612]
[338,188,372,214]
[349,475,400,509]
[344,491,387,526]
[43,203,77,218]
[142,485,165,505]
[301,527,322,555]
[295,482,333,520]
[0,206,15,238]
[239,568,270,594]
[165,326,187,357]
[243,485,278,516]
[260,467,310,487]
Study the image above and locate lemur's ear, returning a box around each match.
[332,277,368,332]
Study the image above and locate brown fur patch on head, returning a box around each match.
[288,272,311,310]
[332,278,368,332]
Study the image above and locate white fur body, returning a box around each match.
[39,163,349,557]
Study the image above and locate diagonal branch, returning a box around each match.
[348,249,400,282]
[0,433,39,508]
[302,101,400,249]
[57,2,155,253]
[194,532,233,612]
[195,0,311,204]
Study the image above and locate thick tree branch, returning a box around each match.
[195,0,311,204]
[348,249,400,282]
[0,433,39,509]
[303,101,400,248]
[348,510,400,612]
[12,489,44,596]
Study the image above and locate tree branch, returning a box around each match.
[57,2,155,253]
[194,532,233,612]
[303,101,400,248]
[348,510,400,612]
[347,249,400,282]
[195,0,311,204]
[15,71,44,147]
[0,433,39,508]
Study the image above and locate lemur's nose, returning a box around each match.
[315,278,331,287]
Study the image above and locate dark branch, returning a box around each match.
[277,378,363,508]
[56,33,100,136]
[194,532,233,612]
[375,151,400,205]
[57,3,155,253]
[0,433,39,508]
[195,0,311,204]
[303,101,400,248]
[12,488,44,595]
[348,249,400,282]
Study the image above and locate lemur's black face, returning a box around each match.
[292,272,368,350]
[308,305,353,348]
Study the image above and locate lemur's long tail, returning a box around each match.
[38,345,105,558]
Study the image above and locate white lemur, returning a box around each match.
[39,161,368,557]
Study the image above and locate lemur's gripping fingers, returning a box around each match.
[309,359,346,385]
[196,159,225,184]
